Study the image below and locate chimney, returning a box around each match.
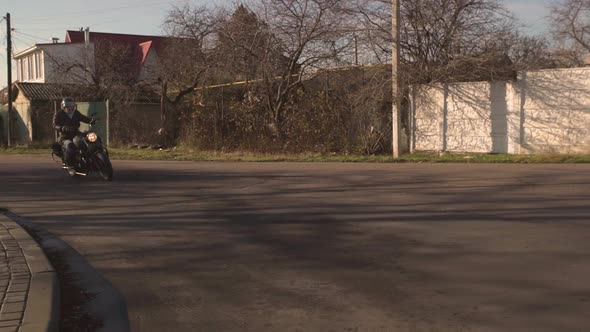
[84,27,90,47]
[52,37,59,44]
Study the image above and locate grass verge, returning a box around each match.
[1,147,589,163]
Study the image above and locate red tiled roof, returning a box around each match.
[138,41,153,65]
[65,30,172,79]
[65,30,167,47]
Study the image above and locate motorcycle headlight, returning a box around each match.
[87,132,98,143]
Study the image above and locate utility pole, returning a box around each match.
[391,0,401,158]
[5,13,12,147]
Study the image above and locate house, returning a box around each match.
[8,82,104,146]
[7,29,169,146]
[13,29,171,85]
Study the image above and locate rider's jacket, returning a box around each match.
[53,110,92,142]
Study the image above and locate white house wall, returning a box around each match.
[40,43,95,84]
[13,103,32,145]
[412,67,590,154]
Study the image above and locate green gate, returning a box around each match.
[77,102,108,146]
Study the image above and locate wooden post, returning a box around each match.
[6,13,12,147]
[106,98,110,147]
[53,100,57,142]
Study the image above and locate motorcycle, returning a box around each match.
[51,118,114,181]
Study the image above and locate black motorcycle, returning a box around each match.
[52,120,114,181]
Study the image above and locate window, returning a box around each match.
[17,51,45,81]
[17,59,21,81]
[36,53,43,79]
[27,56,33,80]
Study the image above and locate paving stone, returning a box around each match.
[0,320,19,328]
[10,269,29,274]
[0,312,21,321]
[6,284,27,292]
[10,262,28,266]
[5,295,25,304]
[0,302,24,314]
[9,263,28,268]
[0,220,57,332]
[0,326,17,332]
[11,274,30,279]
[10,279,29,285]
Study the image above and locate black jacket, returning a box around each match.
[53,110,93,142]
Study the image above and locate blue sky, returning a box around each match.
[1,0,554,87]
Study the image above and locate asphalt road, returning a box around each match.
[1,154,590,331]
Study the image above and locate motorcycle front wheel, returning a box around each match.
[95,152,113,181]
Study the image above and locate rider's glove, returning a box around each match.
[62,126,76,133]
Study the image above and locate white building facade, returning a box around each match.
[14,43,95,85]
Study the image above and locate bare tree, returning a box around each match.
[239,0,350,141]
[502,34,556,70]
[215,4,276,83]
[159,4,223,144]
[349,0,535,83]
[550,0,590,66]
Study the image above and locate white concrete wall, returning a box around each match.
[413,85,444,151]
[412,67,590,154]
[518,68,590,154]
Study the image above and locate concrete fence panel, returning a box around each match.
[412,67,590,154]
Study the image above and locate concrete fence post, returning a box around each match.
[409,85,416,154]
[442,83,449,152]
[519,71,527,152]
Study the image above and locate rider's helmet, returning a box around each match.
[61,97,76,112]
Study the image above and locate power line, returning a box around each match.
[12,30,50,42]
[11,33,36,45]
[17,0,181,22]
[10,35,35,54]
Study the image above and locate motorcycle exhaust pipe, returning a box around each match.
[61,166,88,176]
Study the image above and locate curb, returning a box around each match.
[3,211,130,332]
[0,214,59,332]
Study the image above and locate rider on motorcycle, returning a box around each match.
[52,97,95,170]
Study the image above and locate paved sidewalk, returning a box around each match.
[0,222,30,332]
[0,215,58,332]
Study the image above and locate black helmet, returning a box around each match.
[61,97,75,111]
